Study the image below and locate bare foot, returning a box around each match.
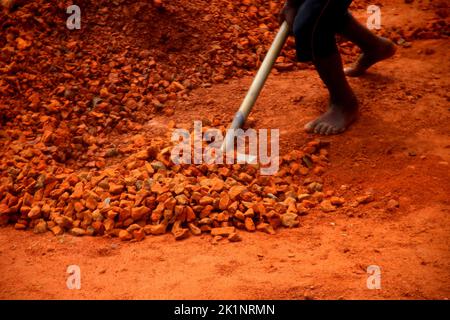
[345,37,396,77]
[304,100,358,135]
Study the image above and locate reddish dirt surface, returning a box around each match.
[1,0,449,299]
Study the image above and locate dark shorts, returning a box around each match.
[293,0,353,62]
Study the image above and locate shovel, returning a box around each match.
[220,21,290,162]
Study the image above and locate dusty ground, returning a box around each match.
[1,38,449,299]
[0,0,449,299]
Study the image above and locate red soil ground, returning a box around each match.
[0,0,449,299]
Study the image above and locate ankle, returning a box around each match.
[330,90,358,109]
[363,36,395,56]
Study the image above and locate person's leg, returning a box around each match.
[305,50,358,135]
[293,0,358,135]
[339,13,396,77]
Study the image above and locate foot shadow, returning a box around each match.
[351,71,396,84]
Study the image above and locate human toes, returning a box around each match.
[304,119,319,133]
[313,122,329,135]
